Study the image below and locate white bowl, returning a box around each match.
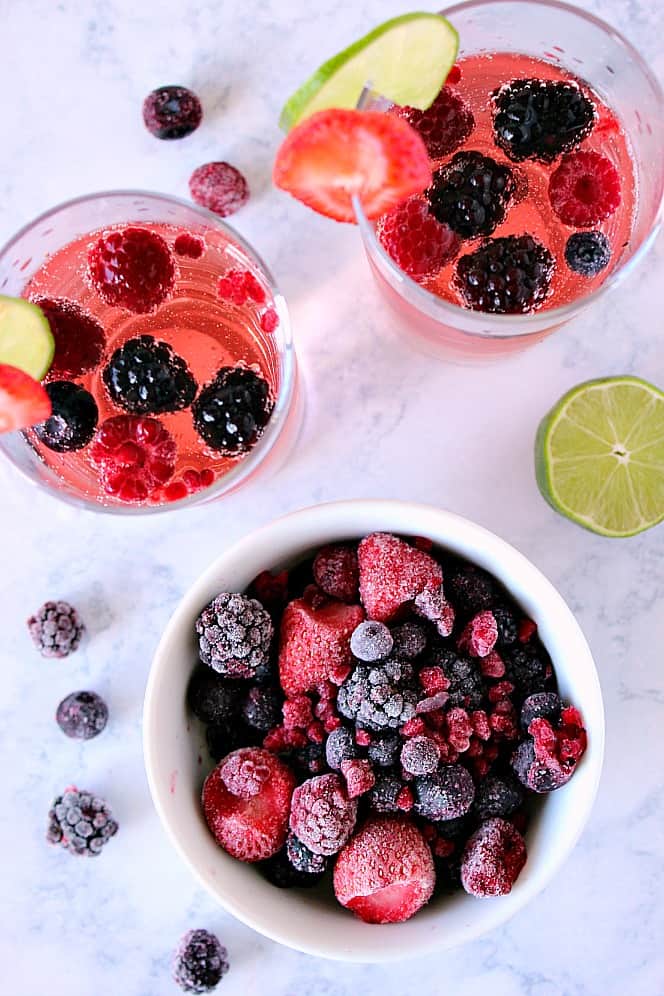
[143,500,604,963]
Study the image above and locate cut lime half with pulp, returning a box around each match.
[279,13,459,131]
[0,295,54,380]
[535,376,664,537]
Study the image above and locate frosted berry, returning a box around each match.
[278,597,364,697]
[377,195,460,281]
[367,731,400,768]
[242,685,282,732]
[32,297,105,379]
[187,666,242,725]
[337,658,417,732]
[325,726,359,770]
[368,773,404,813]
[196,592,273,680]
[474,773,524,820]
[56,691,108,740]
[358,532,443,623]
[350,620,393,662]
[286,832,328,876]
[28,600,84,658]
[448,564,495,613]
[395,85,474,158]
[289,773,358,856]
[89,415,176,501]
[413,764,475,820]
[143,85,202,140]
[47,786,118,856]
[172,929,229,993]
[340,758,376,798]
[87,227,176,314]
[520,691,562,730]
[461,817,527,896]
[414,584,454,637]
[401,735,441,776]
[391,622,427,659]
[312,544,359,603]
[189,162,250,217]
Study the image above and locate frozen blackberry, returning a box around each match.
[103,335,196,415]
[493,78,596,162]
[325,726,359,770]
[456,235,555,314]
[242,685,282,732]
[196,592,273,680]
[261,847,323,889]
[474,773,524,820]
[390,622,427,660]
[192,366,273,454]
[504,645,550,701]
[35,381,98,452]
[27,600,84,658]
[520,691,562,731]
[47,787,118,856]
[564,231,611,277]
[428,647,484,710]
[286,832,328,876]
[337,659,417,732]
[56,691,108,740]
[350,620,394,662]
[187,666,242,725]
[368,772,404,813]
[427,151,516,238]
[401,736,441,776]
[493,606,518,646]
[292,742,326,777]
[413,765,476,821]
[172,929,229,993]
[367,731,401,768]
[448,564,495,614]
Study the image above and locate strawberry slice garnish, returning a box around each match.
[273,108,432,223]
[0,363,51,433]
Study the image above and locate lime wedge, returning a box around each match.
[279,13,459,131]
[0,295,54,380]
[535,376,664,537]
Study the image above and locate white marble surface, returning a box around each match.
[1,0,663,993]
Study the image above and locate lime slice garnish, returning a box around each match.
[279,13,459,131]
[535,375,664,537]
[0,295,54,380]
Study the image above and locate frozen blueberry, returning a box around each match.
[414,764,475,821]
[187,667,241,726]
[367,731,401,768]
[350,621,394,662]
[390,622,428,659]
[325,727,359,770]
[56,691,108,740]
[401,735,441,776]
[474,773,524,820]
[242,685,282,733]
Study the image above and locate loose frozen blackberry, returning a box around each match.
[493,78,596,162]
[187,666,242,725]
[367,731,401,768]
[428,647,484,710]
[261,847,323,889]
[474,773,524,820]
[103,335,197,415]
[27,600,84,658]
[448,564,495,614]
[337,659,417,732]
[34,381,98,452]
[325,726,359,770]
[192,366,273,454]
[564,231,611,277]
[56,691,108,740]
[196,592,273,680]
[401,736,441,777]
[427,151,516,238]
[350,620,394,662]
[368,772,404,813]
[286,832,328,877]
[456,235,555,314]
[242,685,282,732]
[143,86,203,140]
[504,645,550,701]
[520,691,562,731]
[493,606,518,646]
[47,787,118,856]
[390,622,427,660]
[413,765,476,821]
[172,929,229,993]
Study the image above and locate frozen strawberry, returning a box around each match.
[0,364,51,433]
[358,532,443,623]
[87,227,176,314]
[202,747,296,862]
[460,817,527,897]
[333,817,435,924]
[273,109,432,223]
[89,414,176,502]
[278,597,364,696]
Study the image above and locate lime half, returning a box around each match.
[535,376,664,537]
[0,295,54,380]
[279,13,459,131]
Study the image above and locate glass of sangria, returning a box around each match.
[355,0,664,359]
[0,191,299,512]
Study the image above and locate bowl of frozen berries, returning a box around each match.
[144,500,604,961]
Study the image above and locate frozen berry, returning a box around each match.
[377,195,460,281]
[278,597,364,696]
[206,722,248,763]
[401,735,441,776]
[428,647,484,709]
[192,366,273,454]
[461,817,527,896]
[325,726,359,770]
[368,773,404,813]
[341,758,375,798]
[103,335,196,415]
[31,297,106,380]
[394,85,474,158]
[414,584,454,637]
[286,831,328,876]
[473,773,524,820]
[427,151,516,238]
[189,162,250,217]
[260,308,279,334]
[504,645,550,701]
[455,235,554,314]
[56,691,108,740]
[413,764,475,820]
[493,606,518,646]
[549,151,621,226]
[289,773,358,856]
[391,622,427,659]
[47,786,118,856]
[28,600,84,658]
[367,731,400,768]
[261,847,322,888]
[174,233,205,258]
[34,381,98,452]
[350,620,394,662]
[172,929,229,994]
[564,231,611,276]
[358,532,443,623]
[87,227,176,314]
[448,564,495,613]
[143,85,202,140]
[492,78,596,162]
[333,816,435,923]
[459,610,498,658]
[89,415,176,501]
[187,666,242,725]
[196,592,273,680]
[312,544,359,603]
[512,707,587,793]
[520,691,562,730]
[337,658,417,732]
[242,685,282,732]
[202,748,296,861]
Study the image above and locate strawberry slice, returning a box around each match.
[273,108,432,223]
[0,363,51,433]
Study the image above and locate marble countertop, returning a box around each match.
[1,0,663,993]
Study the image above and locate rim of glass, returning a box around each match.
[354,0,664,339]
[0,188,296,516]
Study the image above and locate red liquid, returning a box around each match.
[23,222,282,507]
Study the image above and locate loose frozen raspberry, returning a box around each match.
[334,817,435,923]
[358,533,443,623]
[461,818,527,897]
[89,415,176,501]
[189,162,250,217]
[202,748,296,862]
[217,269,266,306]
[413,764,475,820]
[414,584,455,637]
[32,297,106,380]
[260,308,279,334]
[282,695,313,730]
[341,758,375,798]
[289,773,358,856]
[377,195,460,281]
[394,85,474,158]
[445,706,473,752]
[173,233,205,258]
[419,666,450,697]
[401,736,440,776]
[459,610,498,658]
[87,227,176,314]
[549,151,621,226]
[312,544,359,603]
[355,728,372,747]
[480,650,505,678]
[143,85,202,140]
[278,597,364,696]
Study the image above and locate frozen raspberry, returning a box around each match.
[325,726,359,770]
[445,706,474,751]
[448,564,495,613]
[202,748,295,861]
[217,269,266,306]
[427,151,516,239]
[394,85,474,158]
[480,650,505,678]
[174,233,205,258]
[461,817,527,896]
[289,773,358,856]
[512,707,587,792]
[31,297,106,380]
[414,584,454,637]
[459,610,498,658]
[341,758,375,798]
[350,620,394,662]
[286,832,328,876]
[377,195,460,281]
[35,381,98,452]
[358,533,443,623]
[89,414,176,501]
[549,151,621,226]
[278,597,364,696]
[27,600,84,658]
[192,366,273,455]
[103,335,196,415]
[282,694,313,730]
[564,231,611,276]
[187,666,242,725]
[260,308,279,334]
[334,817,435,924]
[492,78,596,162]
[196,592,273,680]
[338,658,417,732]
[172,929,229,994]
[242,685,282,732]
[189,162,250,217]
[56,691,108,740]
[87,227,176,314]
[456,235,554,314]
[413,764,475,820]
[312,544,359,603]
[47,787,118,856]
[391,622,427,659]
[368,773,404,813]
[401,735,440,776]
[143,85,202,140]
[474,773,524,820]
[518,618,538,643]
[520,691,562,730]
[493,606,518,646]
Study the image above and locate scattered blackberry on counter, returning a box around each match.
[34,382,98,452]
[493,606,518,646]
[192,366,273,454]
[286,832,328,877]
[56,691,108,740]
[473,773,524,820]
[172,929,229,993]
[367,731,401,768]
[350,620,394,662]
[103,335,196,415]
[427,151,516,238]
[143,85,203,140]
[520,691,562,730]
[492,78,596,162]
[413,765,476,821]
[187,666,242,725]
[564,231,611,277]
[47,787,118,856]
[196,592,273,680]
[28,600,84,658]
[242,685,282,732]
[325,726,359,770]
[456,235,555,314]
[337,658,417,731]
